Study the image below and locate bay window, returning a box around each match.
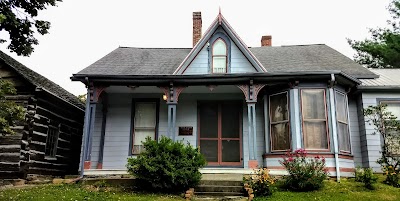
[301,89,329,150]
[335,92,351,153]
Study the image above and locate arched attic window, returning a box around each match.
[212,38,227,73]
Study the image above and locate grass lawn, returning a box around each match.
[0,176,399,201]
[255,176,400,201]
[0,184,184,201]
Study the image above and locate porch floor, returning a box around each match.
[82,168,287,177]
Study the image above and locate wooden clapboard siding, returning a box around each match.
[348,96,362,167]
[358,92,400,172]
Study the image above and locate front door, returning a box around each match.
[198,101,242,166]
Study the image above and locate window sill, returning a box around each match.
[263,152,354,160]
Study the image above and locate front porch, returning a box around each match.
[77,72,360,178]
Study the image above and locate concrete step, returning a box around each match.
[200,180,242,186]
[196,185,243,193]
[195,192,244,197]
[194,195,246,201]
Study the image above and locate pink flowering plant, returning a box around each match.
[279,148,329,191]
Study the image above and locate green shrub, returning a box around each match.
[243,168,276,197]
[126,136,206,193]
[280,149,329,191]
[354,167,378,190]
[354,166,363,182]
[383,165,400,188]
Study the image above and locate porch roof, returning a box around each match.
[71,71,360,87]
[73,44,377,80]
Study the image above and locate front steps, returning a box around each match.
[194,174,245,200]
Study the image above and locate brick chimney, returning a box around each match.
[261,35,272,46]
[193,12,202,47]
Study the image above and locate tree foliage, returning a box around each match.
[0,0,62,56]
[0,79,24,135]
[77,94,86,104]
[348,0,400,68]
[364,104,400,187]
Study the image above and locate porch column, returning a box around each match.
[167,104,177,141]
[160,83,185,141]
[238,81,266,169]
[81,83,107,172]
[97,93,108,169]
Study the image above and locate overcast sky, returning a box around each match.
[0,0,393,95]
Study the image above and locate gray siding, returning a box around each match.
[359,92,400,172]
[348,97,362,167]
[184,28,256,75]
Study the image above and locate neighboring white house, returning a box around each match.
[71,12,399,178]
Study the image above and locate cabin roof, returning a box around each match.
[0,50,85,110]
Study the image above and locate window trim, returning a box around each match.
[300,88,330,152]
[129,98,160,156]
[269,91,291,152]
[335,91,351,154]
[378,99,400,156]
[211,38,228,74]
[45,124,60,159]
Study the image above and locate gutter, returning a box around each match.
[329,74,341,182]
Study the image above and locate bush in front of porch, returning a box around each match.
[126,136,206,193]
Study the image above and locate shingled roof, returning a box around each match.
[76,44,376,79]
[0,51,85,110]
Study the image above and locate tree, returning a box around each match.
[364,104,400,187]
[0,0,62,56]
[0,79,25,135]
[77,94,86,104]
[348,0,400,68]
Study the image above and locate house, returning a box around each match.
[0,51,85,179]
[71,11,396,178]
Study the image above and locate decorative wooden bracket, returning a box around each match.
[89,83,108,103]
[237,80,266,103]
[159,83,186,103]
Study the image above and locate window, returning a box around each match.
[301,89,329,150]
[132,102,157,154]
[269,92,290,151]
[212,38,227,73]
[335,92,351,152]
[45,125,59,158]
[380,101,400,156]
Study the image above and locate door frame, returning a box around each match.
[197,100,243,167]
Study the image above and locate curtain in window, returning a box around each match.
[133,102,156,154]
[212,39,227,73]
[270,92,290,151]
[335,92,350,152]
[301,89,328,150]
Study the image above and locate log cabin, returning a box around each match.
[0,51,85,179]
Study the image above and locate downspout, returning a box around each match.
[79,77,91,179]
[329,74,341,182]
